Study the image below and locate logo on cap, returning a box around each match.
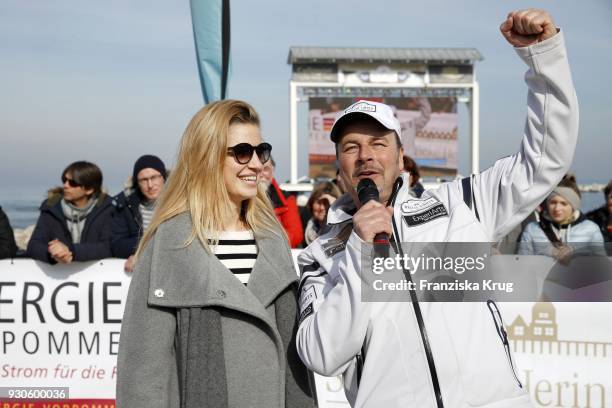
[345,102,376,114]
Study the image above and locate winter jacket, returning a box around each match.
[117,212,313,408]
[0,206,17,259]
[586,205,612,243]
[111,189,143,258]
[518,213,606,256]
[296,32,577,408]
[268,179,304,248]
[26,191,113,263]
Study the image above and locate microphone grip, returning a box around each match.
[373,232,389,245]
[373,232,390,258]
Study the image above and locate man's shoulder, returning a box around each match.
[90,194,113,217]
[111,189,139,209]
[299,222,352,266]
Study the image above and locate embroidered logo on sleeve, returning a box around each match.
[299,285,317,324]
[300,285,317,305]
[299,303,314,324]
[403,203,448,226]
[321,223,353,258]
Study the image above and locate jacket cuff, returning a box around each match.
[515,29,564,61]
[346,230,367,257]
[68,243,77,260]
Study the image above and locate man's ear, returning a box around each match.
[397,147,405,172]
[84,187,95,197]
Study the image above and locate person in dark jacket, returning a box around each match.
[27,161,113,264]
[586,179,612,254]
[0,206,17,259]
[111,154,167,272]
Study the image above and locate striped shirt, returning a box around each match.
[211,230,258,285]
[139,201,156,231]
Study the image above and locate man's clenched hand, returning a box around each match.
[501,9,557,47]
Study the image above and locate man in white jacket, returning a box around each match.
[296,9,578,408]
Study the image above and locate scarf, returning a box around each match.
[61,196,98,243]
[176,286,312,408]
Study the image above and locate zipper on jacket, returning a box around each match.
[486,300,523,388]
[389,177,445,408]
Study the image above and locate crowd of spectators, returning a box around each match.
[0,156,610,264]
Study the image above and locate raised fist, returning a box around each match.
[500,9,557,47]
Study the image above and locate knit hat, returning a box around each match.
[548,186,581,211]
[132,155,167,188]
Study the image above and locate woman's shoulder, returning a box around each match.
[156,212,193,239]
[138,213,194,259]
[576,218,603,233]
[522,221,543,234]
[257,230,296,271]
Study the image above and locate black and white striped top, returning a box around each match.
[211,230,257,285]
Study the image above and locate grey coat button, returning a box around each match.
[154,289,165,298]
[216,290,226,299]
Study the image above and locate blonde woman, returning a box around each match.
[117,100,313,408]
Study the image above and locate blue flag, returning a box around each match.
[189,0,231,103]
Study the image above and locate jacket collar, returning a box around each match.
[146,213,297,316]
[326,174,409,225]
[326,193,357,225]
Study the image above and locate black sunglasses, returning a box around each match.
[227,142,272,165]
[61,175,82,188]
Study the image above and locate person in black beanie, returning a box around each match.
[111,154,167,272]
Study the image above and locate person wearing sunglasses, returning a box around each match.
[117,100,313,408]
[27,161,113,264]
[111,154,167,272]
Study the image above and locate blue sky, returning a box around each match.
[1,0,610,196]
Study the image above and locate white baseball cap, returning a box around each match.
[329,100,402,143]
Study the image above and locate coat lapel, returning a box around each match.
[146,214,297,326]
[247,232,298,308]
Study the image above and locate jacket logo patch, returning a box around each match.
[322,237,346,258]
[403,203,448,227]
[299,303,314,324]
[300,285,317,305]
[401,197,439,214]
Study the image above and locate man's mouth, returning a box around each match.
[355,170,380,179]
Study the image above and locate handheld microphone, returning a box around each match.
[357,178,390,257]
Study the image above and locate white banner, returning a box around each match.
[1,257,611,407]
[0,259,127,406]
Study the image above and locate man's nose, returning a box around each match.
[357,145,374,162]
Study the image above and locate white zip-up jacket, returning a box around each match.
[296,32,577,408]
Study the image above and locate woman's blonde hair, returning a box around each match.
[137,99,285,255]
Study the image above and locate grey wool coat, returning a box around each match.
[116,213,314,408]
